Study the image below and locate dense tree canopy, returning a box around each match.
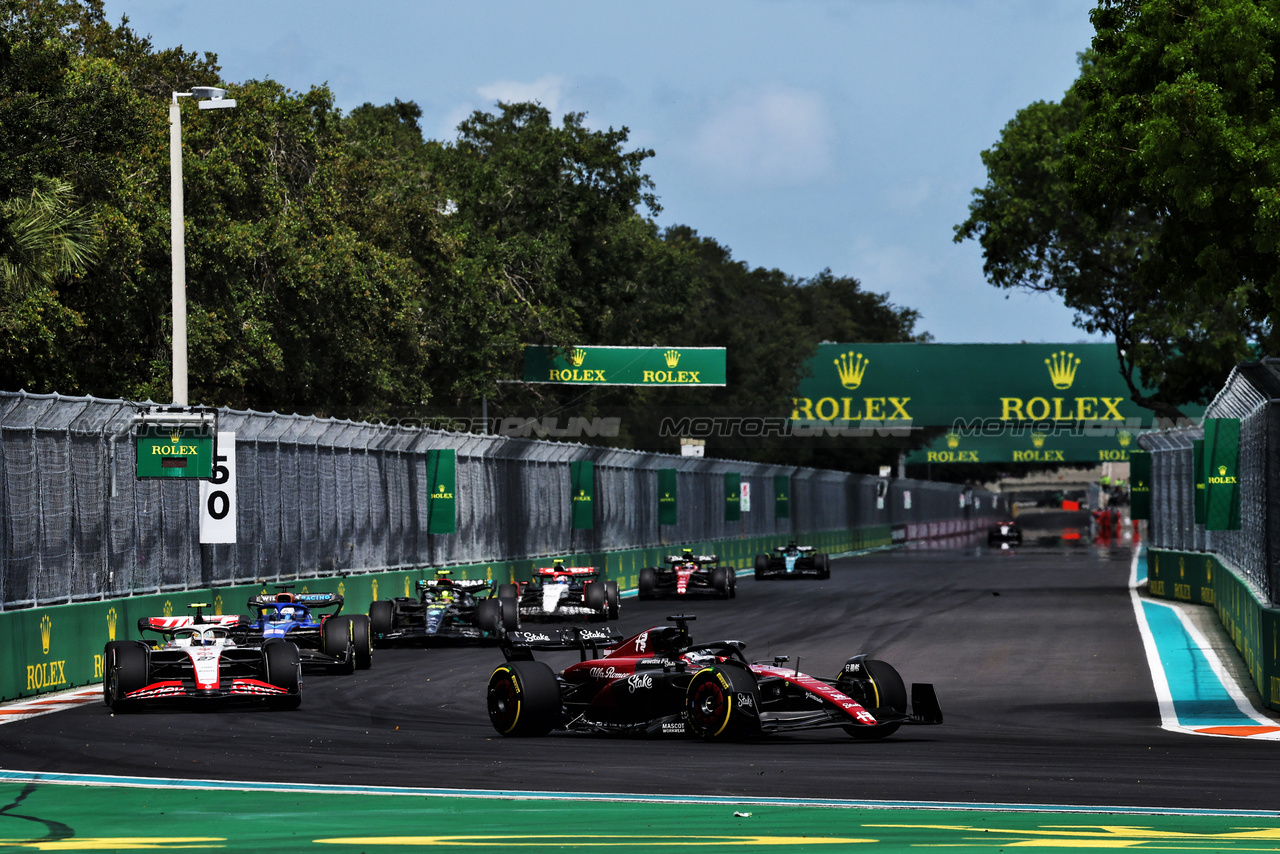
[0,0,929,469]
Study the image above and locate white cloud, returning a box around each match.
[686,84,834,187]
[477,74,566,114]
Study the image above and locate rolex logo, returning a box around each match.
[405,577,412,597]
[834,351,870,390]
[1031,432,1046,449]
[338,581,345,597]
[107,608,118,641]
[163,600,173,617]
[945,433,960,449]
[1045,350,1081,389]
[569,348,586,367]
[1118,430,1132,447]
[39,615,51,654]
[170,432,181,444]
[664,349,681,368]
[214,594,223,616]
[372,579,379,601]
[1219,465,1228,476]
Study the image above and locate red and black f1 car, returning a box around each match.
[102,604,302,711]
[486,615,941,740]
[638,550,736,600]
[498,560,620,621]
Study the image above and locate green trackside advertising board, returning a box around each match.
[1204,418,1242,531]
[523,345,727,386]
[724,472,741,522]
[1193,438,1206,524]
[794,343,1189,428]
[426,449,457,534]
[135,423,214,478]
[657,468,678,526]
[1129,450,1151,520]
[907,424,1144,465]
[570,460,595,530]
[774,474,791,519]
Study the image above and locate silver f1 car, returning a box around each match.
[754,542,831,580]
[102,604,302,711]
[486,615,941,740]
[498,560,620,621]
[638,549,736,599]
[368,570,517,645]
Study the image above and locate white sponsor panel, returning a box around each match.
[740,481,751,512]
[199,432,236,543]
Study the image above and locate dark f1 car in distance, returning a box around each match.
[753,542,830,580]
[486,615,941,740]
[102,604,302,712]
[638,550,736,600]
[240,587,371,673]
[988,519,1023,546]
[368,570,518,646]
[497,559,620,622]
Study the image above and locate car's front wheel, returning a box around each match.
[836,657,907,739]
[103,641,149,713]
[350,614,373,669]
[754,554,768,580]
[368,600,394,636]
[263,640,302,710]
[487,660,561,737]
[638,567,657,600]
[323,616,356,674]
[605,581,620,619]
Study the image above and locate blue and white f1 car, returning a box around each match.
[240,586,371,673]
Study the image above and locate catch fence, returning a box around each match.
[0,391,1000,610]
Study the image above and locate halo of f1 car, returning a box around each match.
[638,550,736,599]
[368,570,518,645]
[486,615,942,740]
[102,604,302,712]
[753,542,830,580]
[497,559,620,622]
[240,586,372,672]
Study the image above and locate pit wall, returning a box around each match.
[1147,548,1280,710]
[5,518,996,703]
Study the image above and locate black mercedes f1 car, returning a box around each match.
[486,615,942,740]
[753,542,830,580]
[368,570,517,646]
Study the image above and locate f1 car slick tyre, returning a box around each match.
[605,581,620,619]
[584,580,607,616]
[368,600,394,637]
[487,660,561,737]
[263,640,302,710]
[350,614,373,669]
[711,566,733,599]
[638,567,657,600]
[323,616,357,674]
[685,664,761,740]
[476,598,504,637]
[754,554,768,580]
[103,641,149,712]
[500,596,519,631]
[816,553,831,580]
[836,657,907,739]
[497,583,519,604]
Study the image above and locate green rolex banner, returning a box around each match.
[1129,450,1151,520]
[725,472,741,522]
[1203,418,1241,531]
[1192,438,1206,524]
[657,468,678,526]
[570,460,595,530]
[774,474,791,519]
[426,449,457,534]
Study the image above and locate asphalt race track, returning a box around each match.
[4,534,1278,812]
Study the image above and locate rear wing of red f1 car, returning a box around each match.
[500,625,624,662]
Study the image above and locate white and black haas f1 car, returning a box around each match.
[102,604,302,712]
[498,559,620,622]
[486,615,941,740]
[368,570,518,646]
[638,550,736,600]
[240,587,372,673]
[988,519,1023,546]
[754,542,830,580]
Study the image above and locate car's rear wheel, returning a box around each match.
[368,600,394,636]
[685,664,760,740]
[605,581,620,619]
[836,657,907,739]
[487,660,561,736]
[816,553,831,579]
[584,580,607,615]
[103,641,148,713]
[323,616,356,674]
[638,567,656,600]
[754,554,768,580]
[264,640,302,710]
[350,614,373,669]
[711,566,732,599]
[498,583,519,603]
[476,598,504,636]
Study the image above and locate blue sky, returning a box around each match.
[103,0,1100,345]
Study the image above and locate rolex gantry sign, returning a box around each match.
[523,346,727,387]
[134,406,217,479]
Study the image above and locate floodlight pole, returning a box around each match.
[169,87,236,406]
